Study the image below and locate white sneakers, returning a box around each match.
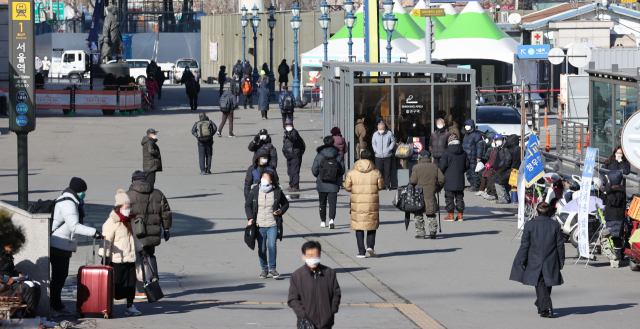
[356,254,366,259]
[320,221,326,228]
[125,304,142,316]
[329,219,335,229]
[367,248,378,258]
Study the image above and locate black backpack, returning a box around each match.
[283,93,294,113]
[28,197,75,235]
[220,93,233,113]
[319,157,340,182]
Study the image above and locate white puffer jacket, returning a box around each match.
[99,211,143,263]
[50,192,97,252]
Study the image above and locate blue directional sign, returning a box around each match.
[517,44,551,59]
[16,115,28,126]
[16,103,28,114]
[16,91,27,103]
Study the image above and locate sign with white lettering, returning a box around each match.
[9,0,36,132]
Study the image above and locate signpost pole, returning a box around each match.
[521,78,525,161]
[17,133,28,210]
[425,0,431,65]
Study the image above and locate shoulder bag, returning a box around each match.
[140,258,164,303]
[135,194,151,238]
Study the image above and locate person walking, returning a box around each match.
[429,118,451,166]
[217,65,227,97]
[185,72,200,112]
[509,202,565,318]
[283,120,305,192]
[154,67,166,100]
[278,59,290,91]
[279,86,295,128]
[232,60,243,79]
[99,189,148,316]
[242,60,253,80]
[242,74,254,109]
[479,135,501,201]
[126,170,172,299]
[231,75,242,106]
[141,128,162,186]
[439,135,469,221]
[245,171,289,279]
[181,66,195,83]
[495,135,521,204]
[42,56,51,78]
[355,115,368,157]
[50,177,102,317]
[461,119,484,192]
[372,122,395,190]
[244,148,279,198]
[409,152,445,239]
[145,74,158,109]
[602,170,626,267]
[258,72,270,119]
[249,129,278,168]
[344,150,384,258]
[192,113,217,174]
[288,241,341,329]
[218,86,237,138]
[312,136,345,229]
[330,127,347,158]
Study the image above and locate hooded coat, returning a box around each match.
[142,136,162,173]
[244,148,279,198]
[344,160,384,230]
[355,119,368,151]
[496,135,521,185]
[509,215,565,287]
[258,80,270,112]
[278,60,290,83]
[439,143,470,191]
[50,190,97,252]
[242,61,252,77]
[410,157,445,215]
[332,135,347,158]
[249,134,278,168]
[312,145,345,193]
[217,66,227,85]
[429,127,451,160]
[461,119,484,165]
[126,179,173,247]
[603,170,626,237]
[232,60,243,78]
[99,210,144,263]
[447,119,461,141]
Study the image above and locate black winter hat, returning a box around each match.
[132,170,147,182]
[259,129,268,135]
[69,177,87,193]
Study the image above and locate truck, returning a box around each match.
[56,50,91,83]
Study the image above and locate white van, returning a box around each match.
[107,59,151,85]
[173,58,200,84]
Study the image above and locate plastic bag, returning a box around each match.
[395,143,414,159]
[475,162,485,173]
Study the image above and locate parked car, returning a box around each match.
[108,59,151,85]
[173,58,200,84]
[475,106,531,137]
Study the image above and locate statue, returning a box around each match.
[100,5,124,64]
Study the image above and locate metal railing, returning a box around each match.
[556,117,588,161]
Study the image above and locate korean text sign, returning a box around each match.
[9,0,36,132]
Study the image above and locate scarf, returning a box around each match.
[448,140,460,145]
[116,212,136,225]
[260,184,274,193]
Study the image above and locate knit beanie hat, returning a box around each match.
[448,134,458,143]
[69,177,87,193]
[115,189,130,207]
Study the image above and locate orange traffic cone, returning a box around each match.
[585,130,590,147]
[577,132,582,152]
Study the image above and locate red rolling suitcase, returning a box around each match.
[76,238,114,319]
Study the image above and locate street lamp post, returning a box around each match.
[251,5,261,92]
[268,4,277,97]
[382,0,397,63]
[290,3,302,99]
[241,6,248,70]
[344,1,356,62]
[318,1,331,62]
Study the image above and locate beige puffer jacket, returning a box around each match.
[99,211,144,263]
[344,159,384,231]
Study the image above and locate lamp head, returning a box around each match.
[291,2,300,17]
[318,15,330,30]
[346,12,356,28]
[344,0,354,13]
[251,4,259,17]
[382,0,394,15]
[320,0,330,16]
[268,4,276,17]
[241,5,247,17]
[290,15,301,30]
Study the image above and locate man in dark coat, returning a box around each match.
[495,135,521,204]
[244,148,279,198]
[461,119,484,191]
[232,60,243,79]
[217,65,227,97]
[242,60,253,79]
[182,67,200,112]
[429,118,451,166]
[510,202,565,318]
[141,128,162,186]
[191,113,217,174]
[288,241,341,329]
[312,136,345,229]
[409,151,445,239]
[127,170,172,297]
[218,87,238,137]
[155,68,166,100]
[439,135,469,221]
[283,120,305,192]
[248,129,278,168]
[278,59,290,90]
[258,75,270,119]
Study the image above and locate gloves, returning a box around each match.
[560,262,564,270]
[93,231,103,240]
[164,230,170,242]
[140,250,149,259]
[253,135,260,144]
[485,163,491,169]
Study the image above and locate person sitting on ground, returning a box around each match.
[249,129,278,169]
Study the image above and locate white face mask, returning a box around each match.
[436,124,444,129]
[120,209,131,217]
[260,135,267,140]
[305,258,321,266]
[286,127,293,132]
[378,130,385,135]
[151,135,157,140]
[496,141,503,147]
[465,125,472,131]
[616,153,623,159]
[260,158,268,165]
[260,178,270,186]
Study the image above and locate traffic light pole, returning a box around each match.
[425,0,431,65]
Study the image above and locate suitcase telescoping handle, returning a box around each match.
[93,237,96,265]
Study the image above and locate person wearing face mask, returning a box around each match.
[141,128,162,186]
[312,136,345,229]
[371,121,395,190]
[439,134,469,221]
[288,241,341,329]
[180,66,195,83]
[245,148,280,198]
[283,120,306,192]
[601,170,627,266]
[99,190,148,316]
[126,170,172,299]
[479,134,501,201]
[429,118,451,166]
[604,146,631,175]
[245,172,289,279]
[495,135,521,204]
[461,119,485,192]
[249,129,278,169]
[50,177,103,317]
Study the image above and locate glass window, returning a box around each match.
[136,61,149,68]
[127,62,135,68]
[615,84,638,148]
[64,54,75,62]
[476,107,521,124]
[434,85,472,135]
[394,85,431,169]
[353,85,391,155]
[591,81,612,156]
[177,60,198,68]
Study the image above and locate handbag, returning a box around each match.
[299,315,315,329]
[508,169,519,187]
[403,184,425,213]
[244,224,257,250]
[141,258,164,303]
[395,143,414,159]
[392,185,408,211]
[136,256,153,282]
[135,194,151,238]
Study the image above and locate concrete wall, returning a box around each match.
[0,202,50,317]
[578,48,640,75]
[1,4,8,82]
[201,10,345,85]
[550,21,615,49]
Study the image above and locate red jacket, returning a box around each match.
[332,135,347,157]
[146,80,158,96]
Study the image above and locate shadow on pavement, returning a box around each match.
[439,230,501,239]
[168,193,221,200]
[165,283,265,299]
[288,231,350,239]
[0,189,58,196]
[378,248,460,258]
[553,303,637,318]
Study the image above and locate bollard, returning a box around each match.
[510,187,518,204]
[544,107,548,128]
[585,129,590,147]
[545,134,550,152]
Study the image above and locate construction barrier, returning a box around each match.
[1,87,142,111]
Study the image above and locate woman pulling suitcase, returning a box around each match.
[100,189,149,316]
